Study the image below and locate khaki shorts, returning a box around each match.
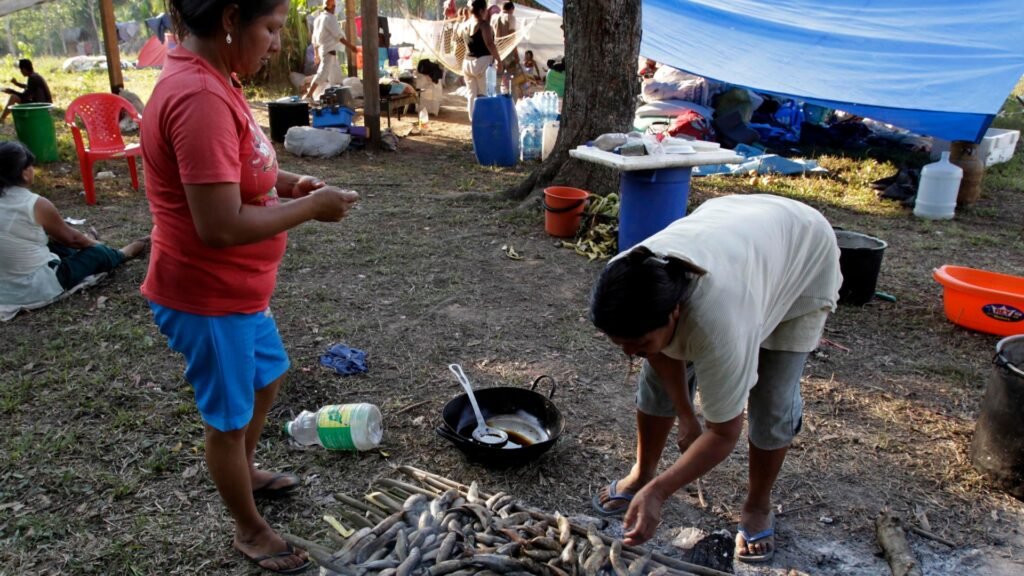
[636,349,806,450]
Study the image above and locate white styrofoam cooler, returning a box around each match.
[930,128,1020,167]
[979,128,1020,166]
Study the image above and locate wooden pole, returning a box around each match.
[98,0,123,93]
[360,0,380,149]
[344,0,357,77]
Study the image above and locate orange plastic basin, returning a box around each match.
[933,265,1024,336]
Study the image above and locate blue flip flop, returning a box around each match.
[591,479,636,517]
[736,513,776,563]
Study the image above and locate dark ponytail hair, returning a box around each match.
[167,0,287,39]
[589,246,703,339]
[0,141,35,195]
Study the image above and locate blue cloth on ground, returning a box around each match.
[320,344,368,375]
[694,143,828,177]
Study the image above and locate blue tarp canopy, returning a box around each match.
[537,0,1024,142]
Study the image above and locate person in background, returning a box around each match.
[1,59,53,124]
[520,49,544,97]
[145,1,360,573]
[444,0,458,19]
[493,1,521,99]
[486,0,502,21]
[638,58,658,80]
[303,0,357,102]
[588,194,841,564]
[0,141,148,307]
[460,0,502,119]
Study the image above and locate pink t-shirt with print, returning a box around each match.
[141,47,284,315]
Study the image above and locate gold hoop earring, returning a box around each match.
[226,33,233,45]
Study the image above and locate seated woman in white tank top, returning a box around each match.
[0,141,149,307]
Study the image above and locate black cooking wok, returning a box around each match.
[436,375,564,467]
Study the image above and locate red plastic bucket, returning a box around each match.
[543,186,589,238]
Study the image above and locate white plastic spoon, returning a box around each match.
[448,363,508,446]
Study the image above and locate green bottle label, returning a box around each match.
[316,405,357,450]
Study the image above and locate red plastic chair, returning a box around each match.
[65,93,142,205]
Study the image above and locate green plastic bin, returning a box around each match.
[545,69,565,98]
[12,103,58,163]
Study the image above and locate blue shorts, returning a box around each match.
[149,302,290,432]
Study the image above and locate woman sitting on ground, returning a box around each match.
[520,49,545,96]
[0,141,149,307]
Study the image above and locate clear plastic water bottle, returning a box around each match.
[284,404,383,451]
[419,109,429,131]
[543,92,556,120]
[486,65,497,97]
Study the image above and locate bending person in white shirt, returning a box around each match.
[588,194,842,564]
[303,0,357,102]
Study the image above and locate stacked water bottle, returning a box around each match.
[515,91,560,162]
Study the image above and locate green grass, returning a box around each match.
[1,56,1022,575]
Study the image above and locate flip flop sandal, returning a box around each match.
[252,472,301,500]
[736,514,776,564]
[241,543,312,575]
[591,479,636,517]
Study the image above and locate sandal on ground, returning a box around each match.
[240,542,312,575]
[591,479,636,517]
[252,472,301,500]
[735,513,776,564]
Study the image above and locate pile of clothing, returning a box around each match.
[634,62,936,174]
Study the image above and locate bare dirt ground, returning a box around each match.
[1,89,1023,575]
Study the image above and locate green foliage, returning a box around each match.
[255,0,311,88]
[16,40,33,60]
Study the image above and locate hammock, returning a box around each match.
[400,12,539,76]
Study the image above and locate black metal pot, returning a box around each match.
[436,376,564,467]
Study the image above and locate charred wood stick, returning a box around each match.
[281,533,356,575]
[398,465,496,501]
[377,477,440,499]
[876,511,924,576]
[394,399,432,415]
[337,507,375,529]
[335,492,388,522]
[367,490,404,512]
[907,524,957,548]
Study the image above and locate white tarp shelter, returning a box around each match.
[0,0,55,18]
[388,4,565,74]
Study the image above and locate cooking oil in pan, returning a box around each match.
[486,410,549,450]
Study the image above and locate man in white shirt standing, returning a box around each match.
[304,0,357,102]
[492,2,520,98]
[588,194,842,565]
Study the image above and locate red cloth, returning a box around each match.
[141,48,283,316]
[666,109,713,141]
[444,0,457,18]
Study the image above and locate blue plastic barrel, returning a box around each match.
[387,46,399,66]
[618,168,692,252]
[472,95,520,167]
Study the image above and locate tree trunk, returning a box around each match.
[505,0,641,201]
[5,18,15,55]
[87,0,101,54]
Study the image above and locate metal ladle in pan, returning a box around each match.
[448,364,508,447]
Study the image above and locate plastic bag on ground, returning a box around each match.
[284,126,351,157]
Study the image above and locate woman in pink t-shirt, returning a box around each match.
[142,1,359,573]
